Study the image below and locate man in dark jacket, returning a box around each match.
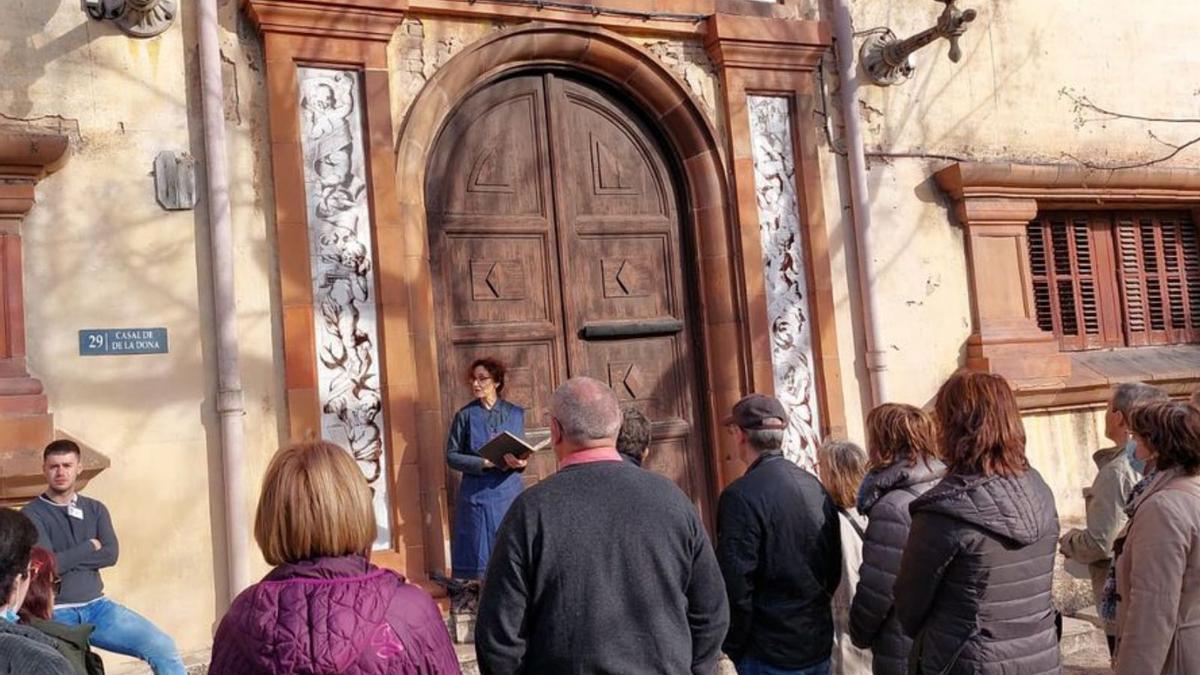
[475,377,729,675]
[716,394,842,674]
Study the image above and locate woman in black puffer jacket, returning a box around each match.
[850,403,945,675]
[894,371,1061,675]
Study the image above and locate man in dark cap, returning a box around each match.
[716,394,842,675]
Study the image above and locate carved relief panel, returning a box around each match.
[296,67,391,547]
[747,95,822,467]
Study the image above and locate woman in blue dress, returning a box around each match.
[446,357,528,583]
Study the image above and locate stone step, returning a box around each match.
[1061,614,1107,658]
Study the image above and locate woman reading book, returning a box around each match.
[445,357,528,597]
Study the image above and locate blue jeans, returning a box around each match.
[735,656,832,675]
[54,598,185,675]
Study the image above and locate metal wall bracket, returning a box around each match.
[860,0,977,87]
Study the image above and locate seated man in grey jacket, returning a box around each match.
[1059,382,1167,654]
[22,440,185,675]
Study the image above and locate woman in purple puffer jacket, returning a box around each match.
[210,442,461,675]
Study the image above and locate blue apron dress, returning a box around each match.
[445,398,526,579]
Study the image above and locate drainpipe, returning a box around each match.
[197,0,250,599]
[831,0,889,406]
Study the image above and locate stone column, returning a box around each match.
[954,197,1071,381]
[0,132,68,415]
[0,131,111,504]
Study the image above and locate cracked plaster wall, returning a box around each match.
[808,0,1200,520]
[0,0,280,663]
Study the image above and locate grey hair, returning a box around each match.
[551,377,622,444]
[1110,382,1169,417]
[745,428,786,453]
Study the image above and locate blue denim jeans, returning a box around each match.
[735,656,832,675]
[54,598,185,675]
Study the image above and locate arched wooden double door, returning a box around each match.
[426,72,713,518]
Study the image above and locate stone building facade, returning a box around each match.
[1,0,1198,666]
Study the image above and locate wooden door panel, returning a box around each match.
[428,75,565,483]
[546,75,711,520]
[593,338,692,427]
[427,81,551,219]
[555,84,670,220]
[575,234,675,322]
[445,233,554,329]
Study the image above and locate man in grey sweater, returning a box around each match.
[476,377,729,674]
[22,440,185,675]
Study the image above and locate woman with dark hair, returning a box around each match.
[445,358,527,590]
[849,403,945,675]
[19,547,104,675]
[0,508,73,675]
[1109,400,1200,674]
[893,371,1061,674]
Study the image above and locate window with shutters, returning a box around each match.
[1027,210,1200,350]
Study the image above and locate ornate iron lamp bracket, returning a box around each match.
[84,0,177,39]
[860,0,977,87]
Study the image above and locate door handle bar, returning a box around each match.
[578,318,684,340]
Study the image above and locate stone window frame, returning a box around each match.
[936,161,1200,410]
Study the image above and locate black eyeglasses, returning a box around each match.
[52,575,62,594]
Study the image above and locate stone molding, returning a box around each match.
[243,0,407,41]
[704,14,844,466]
[935,161,1200,405]
[705,14,829,72]
[0,132,109,503]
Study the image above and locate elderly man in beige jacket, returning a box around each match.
[1060,382,1166,654]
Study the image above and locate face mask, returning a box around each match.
[0,607,17,623]
[1126,438,1146,475]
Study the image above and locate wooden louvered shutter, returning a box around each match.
[1117,212,1200,346]
[1026,212,1122,350]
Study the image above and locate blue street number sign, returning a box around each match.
[79,328,169,356]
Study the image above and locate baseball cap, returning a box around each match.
[722,394,789,430]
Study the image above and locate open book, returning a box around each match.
[478,432,551,468]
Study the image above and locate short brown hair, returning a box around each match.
[1130,400,1200,475]
[254,442,376,566]
[865,403,939,470]
[468,358,507,395]
[934,370,1028,477]
[817,440,867,510]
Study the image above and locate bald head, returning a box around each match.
[550,377,622,450]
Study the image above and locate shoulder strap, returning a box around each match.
[839,507,866,540]
[901,485,922,499]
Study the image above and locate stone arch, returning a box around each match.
[388,23,747,574]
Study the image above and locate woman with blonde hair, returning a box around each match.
[210,442,460,674]
[848,404,944,675]
[893,371,1060,675]
[817,440,873,675]
[1110,400,1200,674]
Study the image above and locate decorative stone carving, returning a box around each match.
[747,96,822,468]
[297,68,390,547]
[85,0,177,39]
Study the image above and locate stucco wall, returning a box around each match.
[819,0,1200,520]
[1,1,280,664]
